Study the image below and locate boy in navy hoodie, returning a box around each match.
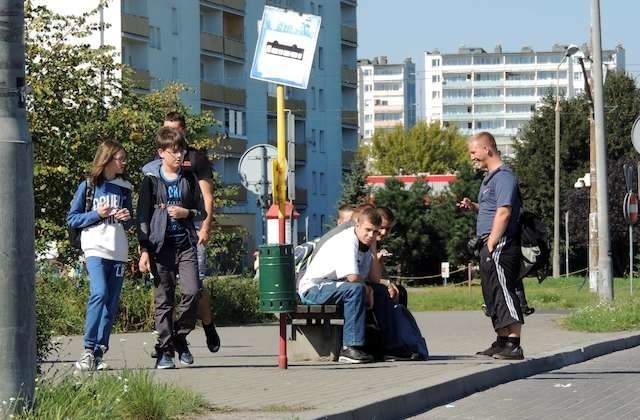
[137,127,206,369]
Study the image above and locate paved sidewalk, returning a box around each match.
[50,311,640,419]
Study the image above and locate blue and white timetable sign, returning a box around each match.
[250,6,321,89]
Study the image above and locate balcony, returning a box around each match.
[341,25,357,44]
[201,81,224,102]
[224,37,244,59]
[342,150,356,168]
[342,110,358,126]
[122,13,149,38]
[295,188,308,206]
[129,68,151,90]
[342,66,357,86]
[200,32,223,54]
[224,87,246,106]
[215,137,247,156]
[267,97,306,119]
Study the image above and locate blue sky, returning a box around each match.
[357,0,638,79]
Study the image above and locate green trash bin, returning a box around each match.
[258,244,296,313]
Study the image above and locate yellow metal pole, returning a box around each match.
[276,84,288,369]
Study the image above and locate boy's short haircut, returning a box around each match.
[156,126,187,151]
[377,206,395,225]
[164,111,186,129]
[357,206,382,226]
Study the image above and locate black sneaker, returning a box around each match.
[338,346,374,364]
[476,341,504,357]
[522,305,536,316]
[481,304,490,317]
[174,336,194,365]
[203,322,220,353]
[492,341,524,360]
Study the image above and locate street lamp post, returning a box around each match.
[553,44,580,278]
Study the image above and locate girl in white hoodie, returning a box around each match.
[66,140,133,371]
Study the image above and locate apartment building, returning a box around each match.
[357,56,416,144]
[424,44,625,156]
[41,0,359,249]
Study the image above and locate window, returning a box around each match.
[149,26,161,49]
[310,129,316,151]
[310,87,316,109]
[474,72,502,81]
[431,58,440,67]
[432,91,440,99]
[319,130,325,152]
[374,112,402,121]
[171,7,178,35]
[226,109,245,136]
[537,54,562,64]
[364,84,372,92]
[442,88,471,98]
[312,171,318,194]
[319,172,326,195]
[318,46,324,69]
[505,87,535,97]
[364,99,372,108]
[171,57,178,79]
[374,67,402,76]
[364,114,372,122]
[443,56,471,66]
[432,75,440,83]
[473,88,502,98]
[505,55,534,65]
[318,88,325,110]
[320,215,325,233]
[473,55,501,65]
[363,69,372,76]
[310,1,315,13]
[374,82,401,91]
[443,73,467,83]
[317,4,323,25]
[506,71,534,81]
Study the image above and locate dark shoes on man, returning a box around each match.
[338,346,374,363]
[476,340,524,360]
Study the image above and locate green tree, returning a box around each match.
[26,2,235,264]
[513,71,640,275]
[338,152,371,207]
[369,121,468,175]
[373,178,436,277]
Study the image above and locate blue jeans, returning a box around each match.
[302,281,366,347]
[83,257,125,354]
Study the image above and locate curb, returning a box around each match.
[315,333,640,420]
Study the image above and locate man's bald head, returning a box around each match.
[471,131,498,154]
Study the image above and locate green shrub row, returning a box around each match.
[36,267,274,364]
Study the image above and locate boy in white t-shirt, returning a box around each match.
[298,207,382,363]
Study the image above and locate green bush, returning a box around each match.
[36,269,273,363]
[207,276,276,326]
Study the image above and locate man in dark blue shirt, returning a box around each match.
[458,132,525,360]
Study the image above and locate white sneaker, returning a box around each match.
[75,349,95,371]
[95,357,109,371]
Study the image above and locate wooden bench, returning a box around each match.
[286,304,344,361]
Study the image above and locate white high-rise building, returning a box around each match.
[37,0,359,255]
[424,44,625,156]
[357,56,416,144]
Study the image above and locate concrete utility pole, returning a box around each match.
[591,0,613,301]
[0,0,36,405]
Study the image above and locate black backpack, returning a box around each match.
[69,179,95,249]
[518,210,551,283]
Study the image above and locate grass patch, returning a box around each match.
[562,294,640,332]
[407,276,602,312]
[408,276,640,332]
[4,370,208,420]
